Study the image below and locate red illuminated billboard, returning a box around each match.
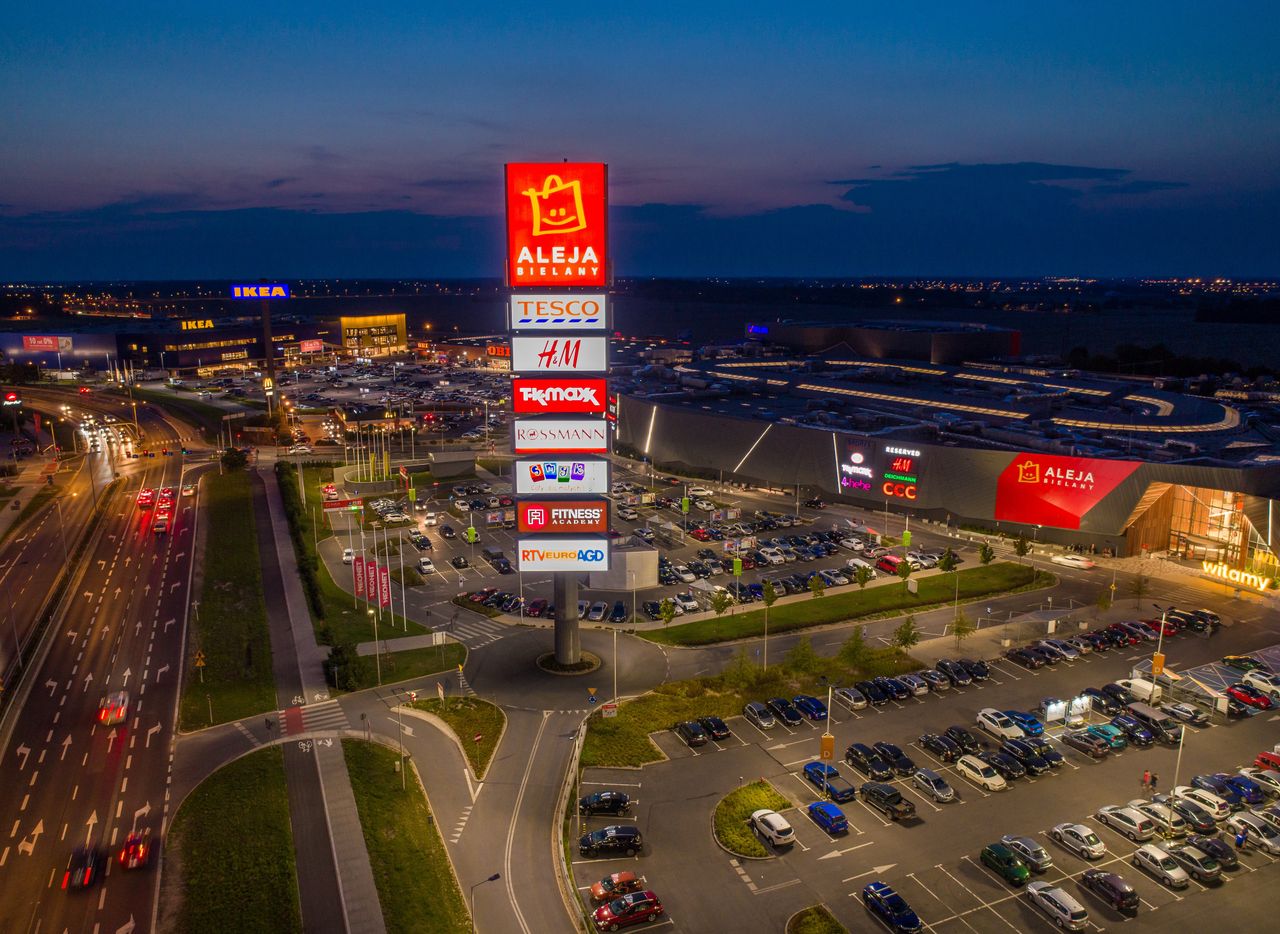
[512,378,607,414]
[505,162,608,287]
[994,453,1140,530]
[518,500,609,534]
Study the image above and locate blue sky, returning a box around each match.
[1,2,1277,277]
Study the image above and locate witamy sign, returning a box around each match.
[511,336,607,373]
[513,419,609,454]
[509,294,608,330]
[512,378,607,414]
[516,537,611,572]
[515,458,610,495]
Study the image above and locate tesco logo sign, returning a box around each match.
[509,293,608,330]
[512,378,607,414]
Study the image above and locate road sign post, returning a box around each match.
[820,733,835,761]
[194,649,206,684]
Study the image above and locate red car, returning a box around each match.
[1105,624,1142,646]
[1255,750,1280,771]
[689,528,711,542]
[118,832,151,869]
[592,890,664,931]
[136,488,155,508]
[876,555,902,574]
[738,555,756,571]
[1139,618,1178,637]
[1227,683,1274,710]
[525,599,548,618]
[468,588,497,604]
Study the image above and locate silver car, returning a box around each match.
[912,768,955,803]
[1127,799,1187,837]
[1131,843,1189,888]
[1164,842,1221,882]
[1000,834,1053,872]
[897,673,931,697]
[743,702,777,730]
[833,687,867,711]
[1051,823,1106,860]
[1026,882,1089,931]
[1225,812,1280,854]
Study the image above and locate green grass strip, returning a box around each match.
[181,470,275,728]
[169,745,301,933]
[344,740,470,934]
[642,562,1050,646]
[714,780,793,858]
[787,905,848,934]
[408,697,505,779]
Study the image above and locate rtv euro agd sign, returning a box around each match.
[516,537,611,572]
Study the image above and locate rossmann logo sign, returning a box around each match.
[518,500,609,534]
[512,378,607,414]
[509,294,608,331]
[512,418,609,454]
[505,163,608,288]
[516,537,611,572]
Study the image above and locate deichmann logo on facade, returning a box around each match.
[230,284,291,299]
[1201,562,1273,592]
[512,418,609,454]
[509,294,607,330]
[516,536,611,572]
[512,378,607,414]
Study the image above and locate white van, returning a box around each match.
[1116,677,1161,703]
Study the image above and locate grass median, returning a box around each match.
[787,906,848,934]
[348,642,466,692]
[344,740,470,934]
[407,696,505,778]
[714,780,793,858]
[165,745,300,934]
[181,470,275,728]
[642,562,1051,647]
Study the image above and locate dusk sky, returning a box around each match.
[2,2,1277,279]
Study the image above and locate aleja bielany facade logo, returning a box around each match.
[1014,458,1097,490]
[505,162,608,287]
[995,452,1139,530]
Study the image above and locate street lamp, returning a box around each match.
[469,872,501,933]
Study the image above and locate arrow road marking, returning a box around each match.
[163,618,174,632]
[388,717,415,737]
[45,680,58,697]
[84,811,98,845]
[842,862,897,880]
[16,820,43,856]
[83,591,93,601]
[146,724,161,747]
[65,630,77,641]
[116,916,137,934]
[15,745,30,769]
[106,728,118,752]
[60,736,72,761]
[121,668,132,687]
[132,802,151,828]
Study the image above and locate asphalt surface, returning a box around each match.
[0,389,199,934]
[576,587,1280,934]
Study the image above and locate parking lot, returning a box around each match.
[572,615,1280,933]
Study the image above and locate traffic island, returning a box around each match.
[713,780,793,859]
[786,905,848,934]
[537,650,602,675]
[406,696,506,779]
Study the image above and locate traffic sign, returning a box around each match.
[820,733,835,761]
[473,733,483,744]
[1152,652,1166,677]
[601,703,618,718]
[193,651,206,668]
[436,682,445,703]
[902,530,912,547]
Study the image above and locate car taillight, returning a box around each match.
[62,871,70,889]
[84,866,92,885]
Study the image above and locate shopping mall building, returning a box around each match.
[615,338,1280,577]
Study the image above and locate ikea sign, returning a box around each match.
[230,284,291,299]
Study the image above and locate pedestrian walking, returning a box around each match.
[1235,827,1248,850]
[1150,772,1159,794]
[1142,768,1151,794]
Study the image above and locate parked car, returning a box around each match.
[1171,785,1231,820]
[766,697,803,726]
[912,768,955,802]
[1051,822,1107,859]
[792,694,828,720]
[1096,805,1156,841]
[588,871,643,904]
[833,687,867,711]
[1083,724,1128,750]
[1023,736,1064,768]
[1127,799,1187,837]
[1110,714,1155,746]
[579,826,643,857]
[803,761,857,803]
[749,809,794,847]
[672,720,708,747]
[1077,870,1138,913]
[1131,843,1190,888]
[1164,842,1222,882]
[918,732,962,762]
[861,881,923,933]
[977,708,1025,741]
[1000,740,1051,775]
[1026,882,1090,931]
[956,754,1007,791]
[845,743,893,781]
[1000,834,1053,872]
[944,725,983,754]
[698,716,731,741]
[981,842,1030,885]
[743,702,776,730]
[1160,702,1210,726]
[1062,730,1110,759]
[579,791,632,816]
[872,742,915,776]
[1186,833,1238,869]
[591,890,664,931]
[1153,792,1219,833]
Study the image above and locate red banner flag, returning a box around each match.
[379,566,391,608]
[354,556,365,597]
[366,560,379,604]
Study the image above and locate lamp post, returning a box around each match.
[53,494,71,565]
[368,608,380,685]
[469,872,501,933]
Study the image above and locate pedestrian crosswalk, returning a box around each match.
[449,615,508,649]
[302,700,351,733]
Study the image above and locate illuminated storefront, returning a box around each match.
[339,314,407,356]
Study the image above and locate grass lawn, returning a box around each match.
[168,745,300,934]
[114,387,229,437]
[642,562,1051,647]
[344,740,470,934]
[787,906,848,934]
[407,697,505,778]
[290,464,430,644]
[180,471,276,729]
[352,643,466,692]
[0,483,57,545]
[714,781,793,858]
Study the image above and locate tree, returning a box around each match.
[892,615,922,651]
[937,550,957,574]
[978,542,995,566]
[761,580,778,670]
[951,609,976,651]
[1013,536,1031,563]
[853,564,874,589]
[658,598,677,628]
[1130,574,1149,607]
[896,559,913,590]
[838,625,870,669]
[220,447,248,470]
[786,635,819,673]
[710,589,734,617]
[808,574,826,599]
[324,643,371,691]
[1093,588,1112,620]
[722,646,756,691]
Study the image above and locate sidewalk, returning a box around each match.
[260,466,387,934]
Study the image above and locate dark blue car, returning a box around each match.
[803,761,857,802]
[1002,710,1044,736]
[1110,714,1155,746]
[766,697,804,725]
[808,800,849,834]
[863,881,923,932]
[1191,773,1242,807]
[1214,772,1265,806]
[793,694,828,720]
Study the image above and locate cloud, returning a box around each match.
[265,177,298,189]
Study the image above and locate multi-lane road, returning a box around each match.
[0,389,199,934]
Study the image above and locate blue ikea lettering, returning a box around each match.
[230,284,291,299]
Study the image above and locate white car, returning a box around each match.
[840,538,864,552]
[417,558,435,574]
[617,507,639,521]
[1242,669,1280,701]
[673,592,699,613]
[1096,805,1156,841]
[674,565,697,584]
[844,557,877,576]
[694,499,715,511]
[1240,767,1280,798]
[1131,843,1189,888]
[288,444,312,454]
[976,708,1025,741]
[1172,785,1231,819]
[750,809,794,847]
[1050,823,1106,860]
[687,486,712,497]
[1051,553,1096,569]
[1225,812,1280,854]
[955,754,1008,791]
[833,687,867,711]
[760,548,786,567]
[1025,882,1089,931]
[342,548,355,564]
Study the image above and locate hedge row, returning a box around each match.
[274,462,327,624]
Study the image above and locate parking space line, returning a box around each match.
[903,871,981,934]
